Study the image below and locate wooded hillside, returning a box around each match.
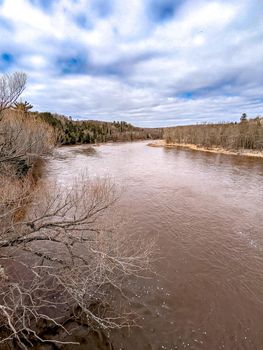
[32,111,163,145]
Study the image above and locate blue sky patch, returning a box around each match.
[0,16,13,31]
[75,14,93,30]
[0,52,14,71]
[92,0,113,18]
[57,55,88,75]
[29,0,53,12]
[178,92,193,100]
[1,52,13,62]
[148,0,183,22]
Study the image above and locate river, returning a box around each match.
[43,141,263,350]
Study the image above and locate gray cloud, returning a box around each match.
[0,0,262,126]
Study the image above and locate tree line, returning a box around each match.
[29,111,163,145]
[164,117,263,150]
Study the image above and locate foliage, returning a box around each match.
[11,101,33,115]
[240,113,247,122]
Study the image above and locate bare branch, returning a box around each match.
[0,175,154,348]
[0,72,27,120]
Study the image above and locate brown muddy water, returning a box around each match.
[44,141,263,350]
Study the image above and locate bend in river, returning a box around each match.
[43,141,263,350]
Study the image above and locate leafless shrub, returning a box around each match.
[0,72,54,176]
[0,176,154,349]
[0,110,55,168]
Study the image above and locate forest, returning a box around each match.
[7,99,163,146]
[164,116,263,151]
[33,111,163,144]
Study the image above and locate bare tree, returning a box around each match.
[0,72,27,120]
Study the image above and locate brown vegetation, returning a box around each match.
[164,118,263,152]
[0,72,153,349]
[0,110,54,169]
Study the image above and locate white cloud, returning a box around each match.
[0,0,262,126]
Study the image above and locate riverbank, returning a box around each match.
[148,140,263,158]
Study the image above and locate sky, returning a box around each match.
[0,0,262,127]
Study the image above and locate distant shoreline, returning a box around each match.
[148,140,263,158]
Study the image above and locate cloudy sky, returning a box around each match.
[0,0,262,126]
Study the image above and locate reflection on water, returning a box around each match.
[44,141,263,350]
